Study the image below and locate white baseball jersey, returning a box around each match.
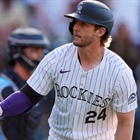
[27,43,137,140]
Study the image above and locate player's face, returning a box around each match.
[73,19,97,47]
[24,46,44,62]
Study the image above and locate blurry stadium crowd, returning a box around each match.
[0,0,140,140]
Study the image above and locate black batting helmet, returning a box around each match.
[64,0,114,35]
[8,27,50,71]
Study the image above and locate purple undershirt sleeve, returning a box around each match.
[0,90,33,116]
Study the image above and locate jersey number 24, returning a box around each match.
[85,108,106,123]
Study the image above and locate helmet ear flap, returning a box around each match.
[69,20,76,35]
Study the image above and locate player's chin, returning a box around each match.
[73,41,80,47]
[73,39,81,46]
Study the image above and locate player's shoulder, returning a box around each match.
[0,74,11,86]
[105,48,132,73]
[104,49,136,88]
[0,73,13,92]
[53,42,75,54]
[40,42,76,69]
[43,42,75,61]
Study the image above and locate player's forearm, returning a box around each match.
[115,124,134,140]
[0,91,32,116]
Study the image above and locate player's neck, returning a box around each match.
[78,46,104,71]
[14,62,31,81]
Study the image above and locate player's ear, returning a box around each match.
[97,27,106,37]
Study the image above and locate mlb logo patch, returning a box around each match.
[128,93,137,104]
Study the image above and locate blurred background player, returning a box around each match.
[0,27,50,140]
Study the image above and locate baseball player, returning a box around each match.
[0,0,137,140]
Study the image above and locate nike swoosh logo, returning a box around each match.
[60,69,71,74]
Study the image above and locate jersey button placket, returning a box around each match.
[73,72,87,135]
[80,73,86,88]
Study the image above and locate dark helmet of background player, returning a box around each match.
[8,27,50,71]
[64,0,114,35]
